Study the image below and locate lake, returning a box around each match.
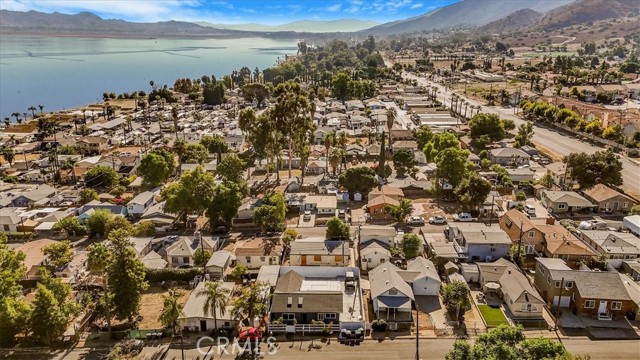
[0,35,298,120]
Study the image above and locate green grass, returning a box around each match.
[478,305,509,327]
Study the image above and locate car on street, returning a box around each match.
[407,216,425,226]
[453,213,477,222]
[428,215,448,225]
[303,211,311,221]
[579,219,608,230]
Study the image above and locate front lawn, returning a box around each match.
[478,305,509,327]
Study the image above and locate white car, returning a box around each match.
[578,220,607,230]
[407,216,425,226]
[453,213,476,222]
[428,215,448,225]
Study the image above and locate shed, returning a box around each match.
[460,263,479,283]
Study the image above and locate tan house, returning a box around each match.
[369,185,405,201]
[289,237,350,266]
[78,136,110,155]
[582,184,637,213]
[17,239,59,280]
[541,190,595,214]
[234,237,283,269]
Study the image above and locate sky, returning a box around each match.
[0,0,459,25]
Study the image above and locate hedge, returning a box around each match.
[145,267,202,282]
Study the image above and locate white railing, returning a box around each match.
[267,324,341,334]
[597,311,612,321]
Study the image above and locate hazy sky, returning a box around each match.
[1,0,459,24]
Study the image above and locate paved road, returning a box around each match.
[402,72,640,198]
[6,338,637,360]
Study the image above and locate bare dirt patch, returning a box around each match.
[138,286,192,330]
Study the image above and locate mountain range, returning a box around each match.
[0,0,635,38]
[196,20,379,33]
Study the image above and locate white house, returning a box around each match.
[233,237,283,269]
[180,281,237,332]
[360,241,391,271]
[165,236,220,267]
[205,250,232,279]
[360,225,398,247]
[305,195,338,216]
[405,257,441,296]
[289,238,350,266]
[127,191,156,216]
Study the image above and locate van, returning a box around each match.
[524,204,536,216]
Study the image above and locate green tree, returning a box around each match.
[454,175,492,210]
[386,198,414,223]
[252,191,287,232]
[1,146,15,166]
[415,125,434,150]
[423,132,460,162]
[231,281,270,323]
[158,290,184,334]
[515,122,534,147]
[216,153,246,183]
[231,263,248,278]
[53,217,86,236]
[87,242,112,332]
[392,148,417,177]
[105,216,133,237]
[203,82,225,105]
[29,283,69,345]
[133,221,156,236]
[326,217,351,240]
[0,233,30,346]
[162,166,216,217]
[138,151,174,186]
[469,113,506,143]
[84,165,119,189]
[629,205,640,215]
[181,143,209,164]
[377,131,387,179]
[200,135,229,163]
[242,83,270,107]
[602,124,624,143]
[338,167,378,194]
[86,209,114,237]
[441,280,471,321]
[331,71,351,101]
[509,244,526,265]
[43,240,73,268]
[445,339,471,360]
[107,229,148,322]
[401,233,422,259]
[197,281,231,332]
[79,188,99,205]
[501,119,516,131]
[564,151,622,189]
[539,173,555,189]
[0,297,31,347]
[281,228,299,246]
[206,182,243,226]
[193,248,212,267]
[435,147,473,189]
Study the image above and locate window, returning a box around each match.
[388,289,398,295]
[623,202,628,208]
[380,259,385,263]
[584,300,595,309]
[565,282,573,289]
[490,247,496,252]
[246,257,251,264]
[324,313,337,319]
[183,256,189,263]
[611,301,622,310]
[283,313,295,321]
[505,219,513,228]
[521,304,538,312]
[260,256,266,262]
[547,275,551,285]
[558,204,566,209]
[528,231,535,238]
[538,265,545,275]
[3,225,9,231]
[318,313,325,320]
[314,255,321,261]
[173,257,180,264]
[604,203,609,209]
[555,281,562,288]
[525,245,535,255]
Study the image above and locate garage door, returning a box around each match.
[553,296,570,307]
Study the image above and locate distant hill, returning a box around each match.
[533,0,640,31]
[480,9,543,33]
[196,19,379,33]
[364,0,573,35]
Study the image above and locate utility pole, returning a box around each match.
[516,221,524,267]
[489,194,496,227]
[553,277,565,331]
[415,307,419,360]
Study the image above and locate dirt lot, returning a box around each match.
[138,286,192,330]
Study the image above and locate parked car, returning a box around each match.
[428,215,448,225]
[524,204,536,216]
[578,219,608,230]
[407,216,425,226]
[303,211,311,221]
[453,213,477,222]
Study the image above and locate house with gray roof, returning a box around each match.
[127,191,156,216]
[180,281,236,332]
[489,147,530,166]
[165,236,220,268]
[541,190,595,214]
[445,223,512,262]
[369,262,414,322]
[577,230,640,268]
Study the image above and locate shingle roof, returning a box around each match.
[369,263,415,300]
[543,191,594,207]
[583,184,635,203]
[271,293,343,314]
[275,270,304,293]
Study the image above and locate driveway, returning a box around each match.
[297,213,316,228]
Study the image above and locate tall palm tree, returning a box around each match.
[72,115,79,134]
[87,243,112,333]
[38,104,44,115]
[336,131,348,171]
[28,106,37,119]
[3,118,10,127]
[171,106,180,140]
[159,289,184,334]
[386,107,396,151]
[11,112,20,123]
[323,132,335,174]
[197,281,230,333]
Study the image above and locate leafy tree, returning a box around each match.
[401,233,422,259]
[107,229,148,322]
[53,217,86,236]
[252,191,287,232]
[423,132,460,162]
[29,283,69,345]
[501,119,516,131]
[377,131,387,179]
[602,124,624,143]
[539,173,555,189]
[564,151,622,189]
[79,188,99,205]
[203,82,225,105]
[515,122,534,147]
[630,205,640,215]
[110,185,126,197]
[520,337,568,360]
[338,167,378,194]
[231,263,248,279]
[231,281,270,323]
[158,290,183,334]
[242,83,270,107]
[281,228,299,246]
[441,280,471,321]
[0,233,30,346]
[509,244,526,265]
[86,209,114,237]
[200,135,229,163]
[415,125,434,150]
[197,281,230,332]
[435,148,473,189]
[469,113,506,143]
[133,221,156,236]
[1,146,15,166]
[138,150,174,186]
[326,217,351,240]
[84,166,119,189]
[0,297,31,347]
[392,148,417,177]
[206,182,243,226]
[386,198,414,223]
[216,153,246,183]
[105,216,133,237]
[193,248,212,267]
[445,339,471,360]
[331,71,351,101]
[87,242,112,332]
[43,240,73,268]
[181,143,209,164]
[491,164,513,186]
[454,175,492,210]
[162,166,216,217]
[516,192,527,201]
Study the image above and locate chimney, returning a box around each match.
[546,216,555,225]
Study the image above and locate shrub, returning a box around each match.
[628,149,639,158]
[145,267,202,282]
[371,319,387,332]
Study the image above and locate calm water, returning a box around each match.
[0,35,298,120]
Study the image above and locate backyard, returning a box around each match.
[478,305,509,327]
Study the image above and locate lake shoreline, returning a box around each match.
[0,31,304,41]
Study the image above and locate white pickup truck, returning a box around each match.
[453,213,477,222]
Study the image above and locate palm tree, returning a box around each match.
[61,159,78,184]
[38,104,44,115]
[171,106,180,139]
[72,115,79,134]
[386,107,396,151]
[3,118,10,128]
[87,243,112,333]
[323,132,335,174]
[11,112,20,123]
[336,131,348,172]
[197,281,230,333]
[28,106,37,118]
[159,289,184,334]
